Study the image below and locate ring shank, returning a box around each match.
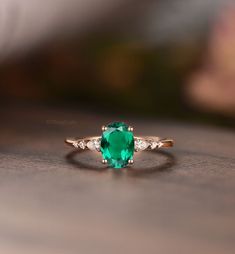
[65,136,99,145]
[160,139,174,147]
[135,136,174,148]
[65,136,174,150]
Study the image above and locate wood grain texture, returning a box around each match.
[0,105,235,254]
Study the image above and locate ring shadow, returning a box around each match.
[127,150,176,177]
[65,149,176,176]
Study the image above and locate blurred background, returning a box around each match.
[1,2,235,254]
[1,0,235,126]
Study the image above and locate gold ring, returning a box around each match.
[65,121,174,169]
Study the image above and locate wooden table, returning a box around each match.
[0,105,234,254]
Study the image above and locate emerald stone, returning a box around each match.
[100,122,134,168]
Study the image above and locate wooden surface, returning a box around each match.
[0,105,235,254]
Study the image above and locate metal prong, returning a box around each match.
[128,126,133,132]
[102,126,107,131]
[128,159,134,165]
[102,159,108,164]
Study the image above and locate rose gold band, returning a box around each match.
[65,136,174,151]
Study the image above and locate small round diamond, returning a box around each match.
[78,141,86,149]
[72,142,79,148]
[150,141,158,149]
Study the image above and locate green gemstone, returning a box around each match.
[100,122,134,168]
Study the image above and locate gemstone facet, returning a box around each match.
[100,122,134,168]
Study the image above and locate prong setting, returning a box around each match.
[102,126,107,131]
[128,126,134,132]
[128,159,134,165]
[102,159,108,164]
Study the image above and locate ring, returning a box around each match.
[65,122,174,169]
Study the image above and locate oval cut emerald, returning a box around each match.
[100,122,134,168]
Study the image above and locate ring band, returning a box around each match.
[65,122,174,169]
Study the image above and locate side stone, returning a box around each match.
[87,138,101,151]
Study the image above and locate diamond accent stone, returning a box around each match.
[87,138,101,151]
[72,141,79,148]
[78,140,86,149]
[135,139,149,151]
[158,142,163,148]
[150,141,158,149]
